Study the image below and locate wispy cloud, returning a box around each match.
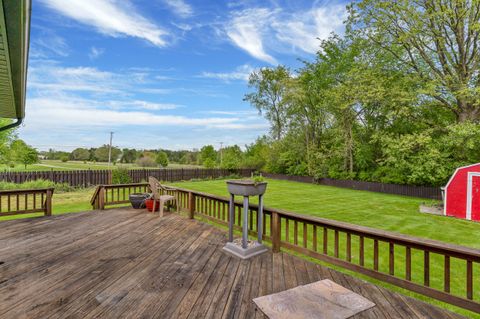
[199,64,254,82]
[88,47,105,59]
[108,100,181,111]
[225,8,278,64]
[224,4,347,63]
[32,30,69,57]
[273,6,347,54]
[28,65,122,94]
[163,0,193,18]
[25,96,263,130]
[39,0,169,47]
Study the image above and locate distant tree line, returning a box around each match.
[39,143,269,172]
[41,146,201,168]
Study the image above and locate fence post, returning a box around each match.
[99,186,105,210]
[272,211,281,253]
[188,192,195,219]
[45,188,53,216]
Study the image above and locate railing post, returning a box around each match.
[188,192,195,219]
[99,186,105,210]
[272,211,281,253]
[45,189,53,216]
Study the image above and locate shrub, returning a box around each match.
[136,156,156,167]
[61,156,68,162]
[112,168,132,184]
[156,151,169,167]
[203,158,216,168]
[0,179,75,193]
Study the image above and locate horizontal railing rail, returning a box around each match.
[90,183,480,313]
[0,188,53,217]
[91,183,150,209]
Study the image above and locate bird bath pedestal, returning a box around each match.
[223,180,268,259]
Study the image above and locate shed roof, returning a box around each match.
[0,0,30,120]
[445,163,480,189]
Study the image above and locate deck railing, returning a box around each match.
[90,184,480,313]
[0,188,53,217]
[91,183,150,209]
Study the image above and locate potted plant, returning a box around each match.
[144,195,160,212]
[129,193,149,209]
[226,175,267,196]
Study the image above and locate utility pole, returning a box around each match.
[108,131,114,166]
[219,142,224,165]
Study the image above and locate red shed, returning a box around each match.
[444,163,480,221]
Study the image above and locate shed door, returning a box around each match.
[467,173,480,221]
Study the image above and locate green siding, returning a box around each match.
[0,0,30,119]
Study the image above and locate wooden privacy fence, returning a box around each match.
[0,170,110,186]
[91,183,480,313]
[128,168,253,183]
[0,168,254,187]
[262,173,443,200]
[0,188,53,217]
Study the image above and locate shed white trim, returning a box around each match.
[466,172,480,220]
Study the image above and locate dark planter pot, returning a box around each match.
[226,180,267,196]
[129,193,149,209]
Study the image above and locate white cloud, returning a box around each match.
[273,6,347,54]
[163,0,193,18]
[225,8,278,64]
[107,100,180,111]
[28,65,122,94]
[224,5,347,63]
[24,96,264,130]
[32,32,69,57]
[199,64,254,82]
[88,47,105,59]
[39,0,169,47]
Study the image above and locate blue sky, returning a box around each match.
[21,0,347,151]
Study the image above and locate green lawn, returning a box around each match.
[0,160,201,171]
[170,178,479,247]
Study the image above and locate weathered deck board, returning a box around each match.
[0,208,466,319]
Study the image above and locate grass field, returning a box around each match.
[0,178,478,317]
[170,178,479,247]
[0,160,201,171]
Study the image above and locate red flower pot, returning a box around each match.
[144,199,160,212]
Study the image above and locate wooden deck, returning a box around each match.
[0,208,465,319]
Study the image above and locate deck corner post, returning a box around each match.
[272,211,281,253]
[45,188,53,216]
[99,186,105,210]
[188,192,195,219]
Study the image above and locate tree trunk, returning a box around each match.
[457,105,479,123]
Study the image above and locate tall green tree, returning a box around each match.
[199,145,217,167]
[120,148,138,163]
[70,148,90,161]
[351,0,480,122]
[220,145,243,169]
[156,151,169,167]
[10,140,38,169]
[244,66,291,140]
[94,145,121,162]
